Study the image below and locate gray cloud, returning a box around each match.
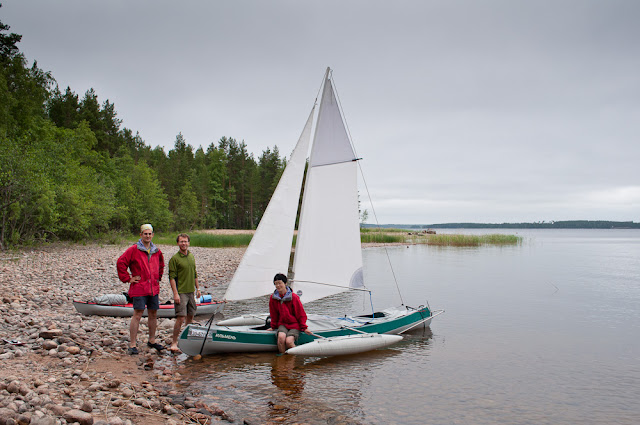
[4,0,638,223]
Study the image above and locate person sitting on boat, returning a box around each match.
[266,273,312,353]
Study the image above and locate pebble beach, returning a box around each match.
[0,242,247,425]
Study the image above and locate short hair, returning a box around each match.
[273,273,287,284]
[176,233,190,243]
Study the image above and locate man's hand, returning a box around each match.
[130,275,140,284]
[173,294,180,305]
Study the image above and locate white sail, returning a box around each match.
[292,74,364,304]
[224,106,315,301]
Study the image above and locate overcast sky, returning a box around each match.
[4,0,639,224]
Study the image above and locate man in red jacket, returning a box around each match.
[266,273,313,353]
[117,224,165,355]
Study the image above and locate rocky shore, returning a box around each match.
[0,242,247,425]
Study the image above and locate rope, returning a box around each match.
[369,291,375,316]
[292,279,371,293]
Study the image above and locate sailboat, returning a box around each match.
[178,68,443,356]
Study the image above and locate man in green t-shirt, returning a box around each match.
[169,233,201,352]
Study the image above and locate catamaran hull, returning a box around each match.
[72,300,225,318]
[286,334,403,356]
[179,306,435,356]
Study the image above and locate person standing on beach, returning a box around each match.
[168,233,201,352]
[117,224,165,355]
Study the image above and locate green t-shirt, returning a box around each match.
[168,250,197,293]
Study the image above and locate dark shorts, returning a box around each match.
[277,325,300,342]
[132,294,159,311]
[175,292,197,317]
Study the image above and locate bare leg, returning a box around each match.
[171,316,186,350]
[285,335,296,350]
[129,310,144,348]
[277,332,287,353]
[147,309,158,344]
[185,314,194,326]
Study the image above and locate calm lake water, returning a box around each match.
[173,229,640,424]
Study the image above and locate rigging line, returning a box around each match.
[292,279,371,293]
[357,165,405,306]
[310,158,361,168]
[330,74,405,306]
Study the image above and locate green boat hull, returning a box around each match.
[178,306,434,356]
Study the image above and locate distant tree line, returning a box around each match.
[365,221,640,229]
[0,12,287,249]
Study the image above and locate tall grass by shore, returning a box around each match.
[423,233,522,246]
[359,233,407,244]
[360,231,521,246]
[139,230,521,248]
[129,233,253,248]
[361,228,408,233]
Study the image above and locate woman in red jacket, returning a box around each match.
[267,273,312,353]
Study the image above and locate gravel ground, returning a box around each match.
[0,242,246,425]
[0,237,383,425]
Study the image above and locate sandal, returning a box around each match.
[147,342,164,351]
[128,347,139,355]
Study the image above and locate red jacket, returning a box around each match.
[269,289,308,331]
[117,242,164,297]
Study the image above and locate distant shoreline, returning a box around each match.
[362,220,640,230]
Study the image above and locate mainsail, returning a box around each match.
[292,73,364,304]
[224,69,365,304]
[224,106,315,300]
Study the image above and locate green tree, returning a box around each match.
[218,137,259,228]
[256,146,285,225]
[164,132,194,212]
[78,89,124,155]
[128,160,173,233]
[0,6,21,61]
[47,86,80,129]
[174,180,199,230]
[202,142,228,228]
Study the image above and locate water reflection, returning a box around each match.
[165,330,434,424]
[270,354,304,397]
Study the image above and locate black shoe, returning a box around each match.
[128,347,139,355]
[147,342,164,351]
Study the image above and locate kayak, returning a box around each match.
[72,299,224,318]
